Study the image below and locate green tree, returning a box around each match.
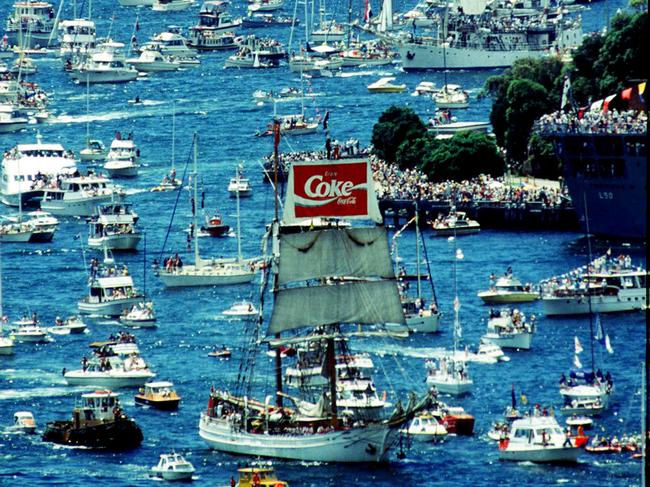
[395,134,437,170]
[371,106,427,164]
[524,134,561,179]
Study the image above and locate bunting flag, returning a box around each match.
[520,392,528,405]
[605,335,614,354]
[574,336,583,355]
[573,354,582,369]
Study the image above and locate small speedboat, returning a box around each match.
[0,336,14,355]
[201,214,229,237]
[566,415,593,429]
[400,413,447,442]
[236,467,288,487]
[208,346,231,358]
[135,381,181,410]
[222,301,257,317]
[11,411,37,434]
[120,302,157,328]
[47,316,87,335]
[151,452,195,481]
[367,77,406,93]
[10,324,49,343]
[430,210,480,236]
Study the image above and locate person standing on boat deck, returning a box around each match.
[563,428,572,447]
[32,312,38,324]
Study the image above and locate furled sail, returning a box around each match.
[268,280,405,335]
[277,227,394,286]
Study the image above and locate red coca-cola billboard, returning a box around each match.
[291,161,369,219]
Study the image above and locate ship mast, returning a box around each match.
[192,135,200,268]
[273,120,283,408]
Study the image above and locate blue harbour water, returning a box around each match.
[0,1,644,486]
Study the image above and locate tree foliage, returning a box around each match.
[370,106,426,164]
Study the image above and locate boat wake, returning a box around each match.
[0,385,89,401]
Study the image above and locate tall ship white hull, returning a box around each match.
[542,291,646,316]
[199,413,396,462]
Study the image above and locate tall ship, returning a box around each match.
[397,2,582,70]
[4,1,59,50]
[537,102,647,239]
[1,135,78,207]
[198,156,433,462]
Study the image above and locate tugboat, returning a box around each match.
[43,390,143,449]
[201,212,230,237]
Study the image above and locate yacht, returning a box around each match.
[152,0,195,11]
[188,1,242,50]
[79,139,107,162]
[103,135,140,178]
[77,249,144,316]
[118,0,154,5]
[1,136,77,208]
[40,174,125,217]
[311,19,345,44]
[0,104,28,133]
[225,51,274,69]
[69,41,139,84]
[477,274,539,304]
[257,113,320,137]
[0,218,54,243]
[120,302,157,328]
[481,308,535,350]
[425,357,473,396]
[227,168,252,197]
[367,77,407,93]
[88,203,142,251]
[429,210,480,236]
[126,49,181,72]
[499,416,581,462]
[151,453,195,481]
[43,390,143,449]
[4,1,58,49]
[9,323,49,343]
[433,85,469,109]
[140,30,198,61]
[58,19,97,59]
[47,315,87,335]
[222,300,257,317]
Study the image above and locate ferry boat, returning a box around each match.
[498,416,581,462]
[477,274,539,304]
[4,1,59,49]
[88,203,141,251]
[69,41,139,84]
[103,135,140,178]
[1,135,77,208]
[43,390,143,449]
[398,8,582,70]
[40,174,125,217]
[135,381,181,410]
[540,256,647,316]
[540,112,646,239]
[150,453,195,481]
[77,249,144,316]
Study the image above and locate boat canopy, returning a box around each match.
[95,276,134,287]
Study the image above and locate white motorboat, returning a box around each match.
[152,0,195,11]
[47,316,87,335]
[4,1,58,50]
[560,397,605,416]
[426,357,473,395]
[10,56,37,76]
[188,2,241,50]
[64,354,156,388]
[9,324,49,343]
[0,336,14,355]
[412,81,437,96]
[478,274,539,304]
[428,120,491,136]
[118,0,155,5]
[140,30,198,60]
[311,20,345,44]
[159,138,258,288]
[288,55,342,73]
[104,135,140,178]
[40,174,125,217]
[151,453,195,481]
[126,49,181,72]
[565,415,593,429]
[78,248,144,316]
[1,134,77,208]
[367,77,406,93]
[248,0,284,13]
[499,416,581,463]
[433,84,469,109]
[70,41,139,84]
[23,210,59,231]
[120,302,157,328]
[227,166,252,198]
[225,51,274,69]
[0,104,28,133]
[481,308,535,350]
[0,219,53,243]
[258,113,320,137]
[88,203,142,251]
[58,19,97,58]
[11,411,36,434]
[222,300,258,316]
[400,413,447,442]
[430,210,480,236]
[540,256,647,315]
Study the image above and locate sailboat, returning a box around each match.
[151,107,181,192]
[425,240,473,396]
[158,135,259,287]
[79,74,107,162]
[558,197,614,410]
[198,152,434,462]
[0,242,15,355]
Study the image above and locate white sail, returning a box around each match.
[377,0,393,32]
[268,280,405,335]
[278,227,394,285]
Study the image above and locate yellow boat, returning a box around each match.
[236,467,289,487]
[477,275,539,304]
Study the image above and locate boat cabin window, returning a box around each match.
[513,428,528,438]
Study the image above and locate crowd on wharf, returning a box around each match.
[535,109,647,135]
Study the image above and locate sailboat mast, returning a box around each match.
[193,136,200,267]
[346,0,352,48]
[85,74,90,142]
[272,121,283,408]
[326,336,338,428]
[171,105,176,171]
[415,204,421,298]
[582,192,596,373]
[452,235,459,354]
[236,181,242,261]
[143,231,147,299]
